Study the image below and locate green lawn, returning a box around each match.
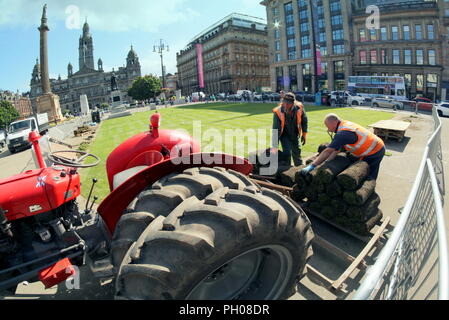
[80,103,395,201]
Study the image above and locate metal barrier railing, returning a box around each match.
[353,109,448,300]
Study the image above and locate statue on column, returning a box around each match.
[111,72,118,91]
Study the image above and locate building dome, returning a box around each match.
[127,45,137,59]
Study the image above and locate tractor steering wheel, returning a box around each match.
[48,150,100,168]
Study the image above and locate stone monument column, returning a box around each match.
[39,4,51,94]
[36,4,63,122]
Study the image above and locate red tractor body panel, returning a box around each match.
[98,153,253,234]
[0,167,80,221]
[106,129,200,191]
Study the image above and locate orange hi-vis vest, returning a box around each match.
[337,120,385,158]
[273,102,304,136]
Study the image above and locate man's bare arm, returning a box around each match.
[312,147,339,167]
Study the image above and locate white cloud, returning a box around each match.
[0,0,199,32]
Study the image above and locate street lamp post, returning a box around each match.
[154,39,169,89]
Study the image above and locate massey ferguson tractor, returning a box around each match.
[0,113,314,300]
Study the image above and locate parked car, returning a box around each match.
[411,97,433,111]
[330,91,366,106]
[254,93,263,101]
[371,96,404,110]
[435,101,449,117]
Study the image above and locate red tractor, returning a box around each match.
[0,113,313,300]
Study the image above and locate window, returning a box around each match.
[427,74,438,87]
[287,26,295,36]
[381,27,387,40]
[298,0,307,8]
[415,25,422,40]
[299,9,308,20]
[370,50,377,64]
[403,50,411,64]
[370,29,377,41]
[416,49,424,65]
[320,46,328,56]
[303,64,311,75]
[416,74,424,91]
[404,74,412,88]
[288,38,296,48]
[275,41,280,51]
[330,1,341,12]
[360,50,367,64]
[275,29,280,39]
[319,32,326,42]
[318,19,325,29]
[427,25,434,40]
[334,61,345,73]
[333,44,345,54]
[302,49,311,58]
[301,35,310,45]
[331,15,343,26]
[288,51,297,60]
[317,5,324,16]
[321,62,328,73]
[429,50,436,65]
[393,50,400,64]
[392,26,399,40]
[381,49,387,64]
[284,2,293,14]
[403,25,410,40]
[300,22,309,32]
[275,53,281,62]
[359,29,366,42]
[332,29,344,40]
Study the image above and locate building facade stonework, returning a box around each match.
[30,21,141,115]
[177,13,271,96]
[263,0,449,100]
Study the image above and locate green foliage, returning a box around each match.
[127,75,162,101]
[0,100,20,129]
[100,103,110,110]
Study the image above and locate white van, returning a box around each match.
[192,92,206,102]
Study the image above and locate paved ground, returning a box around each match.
[0,107,446,300]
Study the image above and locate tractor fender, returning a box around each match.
[97,153,253,234]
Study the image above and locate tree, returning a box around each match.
[128,75,162,102]
[0,100,20,130]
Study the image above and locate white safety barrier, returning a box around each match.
[354,109,448,300]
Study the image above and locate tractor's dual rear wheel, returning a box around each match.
[112,167,314,300]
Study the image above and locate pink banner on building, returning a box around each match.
[316,48,322,76]
[196,44,205,89]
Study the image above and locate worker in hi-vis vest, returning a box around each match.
[271,92,309,167]
[301,113,386,180]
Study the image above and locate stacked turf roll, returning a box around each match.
[288,151,383,236]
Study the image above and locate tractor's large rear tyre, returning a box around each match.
[110,167,256,270]
[115,184,314,300]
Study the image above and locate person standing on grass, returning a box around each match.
[301,113,385,180]
[271,92,308,166]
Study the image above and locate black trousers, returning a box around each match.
[280,135,302,167]
[363,147,386,180]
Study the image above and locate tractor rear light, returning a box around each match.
[39,258,76,289]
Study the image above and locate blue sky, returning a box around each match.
[0,0,266,93]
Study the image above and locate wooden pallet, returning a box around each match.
[370,120,411,142]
